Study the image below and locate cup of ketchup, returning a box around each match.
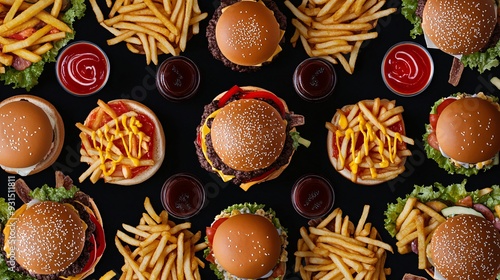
[291,174,335,219]
[160,173,205,219]
[381,41,434,97]
[56,41,110,97]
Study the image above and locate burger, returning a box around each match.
[428,214,500,280]
[0,95,65,176]
[206,0,287,72]
[0,172,105,280]
[423,92,500,176]
[194,85,309,191]
[204,203,288,279]
[384,181,500,280]
[401,0,500,84]
[0,0,85,90]
[77,99,166,185]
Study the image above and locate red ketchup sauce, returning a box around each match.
[293,58,336,102]
[382,42,433,96]
[292,175,335,219]
[161,173,205,219]
[57,42,109,96]
[156,56,200,101]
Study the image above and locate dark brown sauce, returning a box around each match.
[156,56,200,101]
[293,58,336,102]
[161,173,205,219]
[292,175,335,219]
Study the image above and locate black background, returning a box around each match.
[1,0,500,279]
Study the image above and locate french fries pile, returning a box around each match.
[115,197,208,280]
[89,0,207,65]
[76,100,154,184]
[285,0,396,74]
[0,0,72,73]
[325,98,414,184]
[392,197,447,270]
[295,205,393,280]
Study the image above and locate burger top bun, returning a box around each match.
[436,97,500,163]
[215,0,281,66]
[0,95,64,176]
[13,201,86,275]
[429,215,500,280]
[212,214,281,278]
[421,0,497,55]
[211,98,287,172]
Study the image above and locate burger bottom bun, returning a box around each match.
[326,104,406,185]
[83,99,166,186]
[213,86,294,190]
[0,95,64,176]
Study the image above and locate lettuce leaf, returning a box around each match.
[401,0,423,39]
[29,184,79,202]
[0,256,36,280]
[0,198,13,226]
[384,181,500,237]
[0,0,86,91]
[461,40,500,74]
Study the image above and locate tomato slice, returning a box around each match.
[218,85,242,108]
[457,196,473,207]
[427,131,439,150]
[240,91,286,117]
[89,214,106,258]
[429,113,438,131]
[436,98,456,116]
[206,217,228,246]
[81,235,98,274]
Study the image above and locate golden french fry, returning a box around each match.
[495,204,500,218]
[415,202,446,223]
[3,0,23,23]
[415,215,427,269]
[100,270,117,280]
[396,197,418,230]
[0,0,54,34]
[296,207,392,279]
[89,0,105,22]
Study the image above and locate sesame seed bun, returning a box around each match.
[215,0,282,66]
[429,215,500,279]
[212,213,283,279]
[211,98,286,171]
[436,97,500,164]
[13,201,86,275]
[0,95,64,176]
[421,0,497,55]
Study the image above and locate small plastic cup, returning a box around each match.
[291,174,335,219]
[156,56,200,102]
[293,57,336,102]
[160,173,206,219]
